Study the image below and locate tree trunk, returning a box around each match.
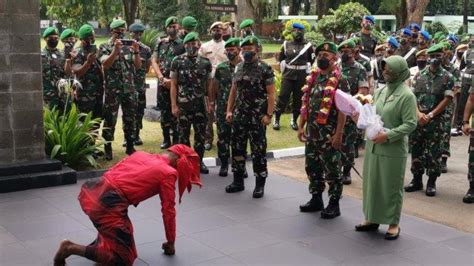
[122,0,139,26]
[406,0,430,26]
[316,0,329,20]
[397,0,408,30]
[289,0,301,15]
[304,0,311,15]
[463,0,468,33]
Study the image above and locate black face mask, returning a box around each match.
[212,33,222,41]
[47,39,59,48]
[226,51,237,61]
[341,53,352,63]
[245,30,252,36]
[400,38,408,46]
[186,46,199,57]
[114,31,125,39]
[168,28,178,38]
[292,32,304,42]
[416,60,427,70]
[412,33,418,39]
[429,58,441,67]
[317,57,330,70]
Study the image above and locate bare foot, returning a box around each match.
[54,239,73,265]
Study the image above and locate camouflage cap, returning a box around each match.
[240,35,260,47]
[42,26,58,38]
[225,37,240,48]
[239,19,254,29]
[337,39,356,51]
[316,41,337,54]
[165,16,179,28]
[182,16,198,31]
[59,28,75,41]
[78,24,94,40]
[110,19,126,29]
[183,32,200,44]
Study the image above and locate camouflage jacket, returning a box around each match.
[339,61,369,96]
[413,67,454,113]
[356,55,372,76]
[442,62,461,87]
[99,38,135,92]
[170,54,212,112]
[134,42,152,90]
[354,32,378,58]
[232,60,275,123]
[153,37,183,78]
[215,60,238,121]
[72,46,104,97]
[41,47,65,94]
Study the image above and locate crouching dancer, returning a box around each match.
[53,144,202,265]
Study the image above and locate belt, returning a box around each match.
[462,73,473,79]
[286,65,308,70]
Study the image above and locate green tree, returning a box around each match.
[140,0,180,29]
[97,0,122,29]
[41,0,98,30]
[316,2,370,40]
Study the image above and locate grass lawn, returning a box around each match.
[262,43,282,53]
[96,113,302,169]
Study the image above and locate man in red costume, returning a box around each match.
[53,144,202,266]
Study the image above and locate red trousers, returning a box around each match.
[79,178,137,265]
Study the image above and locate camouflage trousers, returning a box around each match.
[341,121,358,172]
[441,102,454,157]
[274,77,305,115]
[216,115,231,161]
[75,90,103,120]
[454,81,471,128]
[102,88,136,142]
[135,87,146,130]
[44,87,68,113]
[410,119,443,177]
[305,125,343,199]
[469,130,474,183]
[231,120,267,179]
[158,88,178,134]
[177,109,207,160]
[205,104,215,145]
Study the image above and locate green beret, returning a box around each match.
[60,29,75,41]
[165,16,179,28]
[129,23,145,32]
[182,16,198,31]
[239,19,254,29]
[225,37,240,48]
[78,24,94,40]
[433,31,445,41]
[240,35,260,47]
[427,43,445,54]
[110,19,126,30]
[337,39,356,51]
[439,40,452,50]
[42,27,58,38]
[183,32,200,44]
[316,41,337,54]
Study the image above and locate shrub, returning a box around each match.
[141,28,161,50]
[282,19,312,41]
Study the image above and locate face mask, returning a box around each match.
[341,53,352,63]
[186,46,199,56]
[317,57,330,70]
[64,41,75,48]
[47,39,58,48]
[386,48,395,55]
[226,52,237,61]
[457,52,464,59]
[243,51,256,62]
[167,28,178,37]
[114,31,125,39]
[412,33,418,39]
[363,24,372,30]
[416,60,427,70]
[245,30,252,36]
[429,57,441,67]
[400,38,408,46]
[132,34,141,41]
[223,35,231,41]
[212,33,222,41]
[292,32,304,41]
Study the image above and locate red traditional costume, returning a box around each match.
[78,145,201,265]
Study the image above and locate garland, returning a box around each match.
[300,66,341,125]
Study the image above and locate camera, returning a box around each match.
[119,39,135,46]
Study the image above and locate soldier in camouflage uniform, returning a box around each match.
[128,22,152,146]
[454,37,474,134]
[214,38,242,177]
[72,24,104,122]
[337,40,369,185]
[225,36,276,199]
[353,15,378,58]
[461,80,474,203]
[406,44,455,197]
[41,27,72,112]
[152,16,183,149]
[99,19,142,159]
[273,22,315,131]
[298,42,348,219]
[170,32,213,174]
[60,29,77,62]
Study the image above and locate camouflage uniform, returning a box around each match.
[396,46,417,68]
[170,54,212,160]
[134,43,152,132]
[440,63,460,160]
[231,60,274,180]
[339,61,368,177]
[214,61,236,162]
[153,38,183,141]
[99,39,137,143]
[72,46,104,119]
[41,47,66,111]
[469,85,474,184]
[410,67,454,178]
[454,47,474,129]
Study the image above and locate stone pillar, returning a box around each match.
[0,0,45,164]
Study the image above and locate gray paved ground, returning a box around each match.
[1,167,473,265]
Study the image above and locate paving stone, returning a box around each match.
[338,253,419,266]
[394,243,474,265]
[439,235,474,254]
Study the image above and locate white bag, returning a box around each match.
[334,90,362,116]
[357,104,385,140]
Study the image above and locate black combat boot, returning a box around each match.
[160,128,171,149]
[134,128,143,146]
[200,161,209,174]
[404,174,423,192]
[172,130,179,145]
[253,176,266,198]
[225,173,245,193]
[441,157,448,173]
[299,193,324,212]
[273,113,281,130]
[342,166,352,185]
[125,141,136,155]
[219,158,228,177]
[321,198,341,219]
[290,112,299,131]
[463,181,474,204]
[425,175,437,197]
[243,169,248,178]
[104,143,113,161]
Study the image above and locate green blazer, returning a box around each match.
[367,84,417,158]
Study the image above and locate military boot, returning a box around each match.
[104,143,113,161]
[321,198,341,219]
[342,166,352,185]
[253,176,266,198]
[219,158,228,177]
[134,128,143,146]
[404,174,423,192]
[425,175,438,197]
[441,157,448,173]
[200,162,209,174]
[299,193,324,213]
[172,130,179,145]
[125,141,136,155]
[273,113,281,130]
[160,129,171,149]
[290,113,299,131]
[243,168,248,178]
[462,181,474,204]
[225,173,245,193]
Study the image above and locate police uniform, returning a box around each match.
[353,16,378,58]
[396,28,417,68]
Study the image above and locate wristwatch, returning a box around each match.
[464,121,470,125]
[427,112,434,119]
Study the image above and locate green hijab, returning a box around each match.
[382,55,410,90]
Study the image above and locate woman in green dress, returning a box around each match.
[353,55,417,240]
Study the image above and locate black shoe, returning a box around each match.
[321,198,340,219]
[425,177,437,197]
[160,141,171,149]
[204,143,212,151]
[134,136,143,146]
[161,129,171,149]
[225,174,244,193]
[273,120,280,130]
[355,223,380,232]
[404,176,423,192]
[92,150,104,159]
[342,175,352,185]
[299,194,324,213]
[125,142,136,155]
[385,227,401,240]
[122,140,127,147]
[200,162,209,174]
[104,143,113,161]
[463,188,474,204]
[290,118,298,131]
[253,177,266,198]
[441,157,448,173]
[219,164,228,177]
[243,169,248,179]
[451,128,462,137]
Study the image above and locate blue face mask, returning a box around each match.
[243,51,256,62]
[226,52,237,61]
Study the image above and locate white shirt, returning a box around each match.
[199,39,227,77]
